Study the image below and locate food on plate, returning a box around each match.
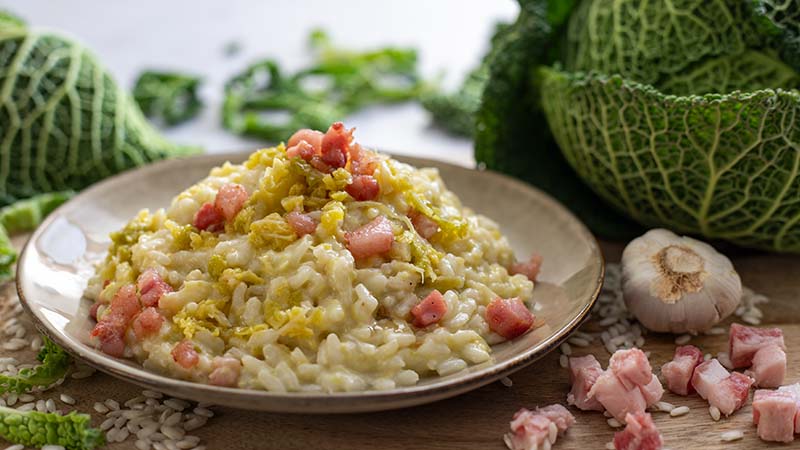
[85,123,538,392]
[746,344,787,388]
[729,323,786,368]
[566,354,603,411]
[621,229,741,334]
[503,404,575,450]
[753,388,798,443]
[587,348,663,421]
[660,345,704,396]
[613,412,662,450]
[691,359,753,416]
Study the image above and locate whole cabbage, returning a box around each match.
[477,0,800,252]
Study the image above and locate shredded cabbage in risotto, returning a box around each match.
[85,123,538,392]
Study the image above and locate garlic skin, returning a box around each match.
[621,229,742,334]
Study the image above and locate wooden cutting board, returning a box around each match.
[1,238,798,450]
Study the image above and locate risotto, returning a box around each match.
[85,123,540,392]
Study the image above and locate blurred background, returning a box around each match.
[7,0,518,166]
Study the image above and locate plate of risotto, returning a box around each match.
[17,123,603,413]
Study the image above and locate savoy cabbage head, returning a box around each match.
[478,0,800,252]
[0,26,198,207]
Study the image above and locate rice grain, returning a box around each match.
[670,406,690,417]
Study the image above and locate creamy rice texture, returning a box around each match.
[86,143,534,392]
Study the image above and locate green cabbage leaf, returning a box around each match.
[0,28,199,207]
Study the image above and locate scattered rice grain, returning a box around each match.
[674,334,692,345]
[559,354,568,368]
[568,337,590,347]
[607,418,622,428]
[670,406,690,417]
[500,377,513,388]
[60,394,76,405]
[720,430,744,442]
[560,343,572,356]
[709,406,721,421]
[655,401,675,412]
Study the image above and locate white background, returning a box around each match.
[5,0,519,166]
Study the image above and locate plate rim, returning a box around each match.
[16,151,604,413]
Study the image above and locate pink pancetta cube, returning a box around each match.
[567,355,604,411]
[753,389,797,443]
[778,383,800,432]
[613,412,663,450]
[661,345,703,396]
[588,349,663,421]
[504,405,575,450]
[588,369,647,422]
[729,323,785,368]
[609,348,653,390]
[639,375,665,406]
[746,344,786,388]
[692,359,754,416]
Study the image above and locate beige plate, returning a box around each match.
[16,153,603,413]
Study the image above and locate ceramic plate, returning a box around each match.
[17,153,603,413]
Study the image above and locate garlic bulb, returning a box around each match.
[621,228,741,334]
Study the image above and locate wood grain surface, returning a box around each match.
[1,238,799,450]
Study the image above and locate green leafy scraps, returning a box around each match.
[222,29,426,141]
[0,191,73,281]
[0,336,71,395]
[0,405,104,450]
[133,71,204,126]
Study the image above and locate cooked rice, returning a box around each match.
[85,145,534,392]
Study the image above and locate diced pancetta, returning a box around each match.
[131,307,164,340]
[410,290,447,327]
[613,412,663,450]
[729,323,785,368]
[214,183,249,221]
[287,128,323,153]
[588,369,647,422]
[485,297,535,340]
[661,345,704,396]
[171,340,199,369]
[320,122,352,169]
[345,174,380,201]
[504,405,575,450]
[510,253,543,282]
[753,389,797,443]
[286,211,318,237]
[286,140,316,161]
[746,344,787,388]
[778,383,800,432]
[588,348,663,421]
[193,202,225,232]
[137,269,173,308]
[639,375,664,406]
[345,216,394,259]
[567,355,604,411]
[349,143,379,175]
[609,348,653,390]
[208,356,242,387]
[409,211,439,240]
[691,359,753,416]
[90,284,141,357]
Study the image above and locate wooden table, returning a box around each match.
[1,239,798,450]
